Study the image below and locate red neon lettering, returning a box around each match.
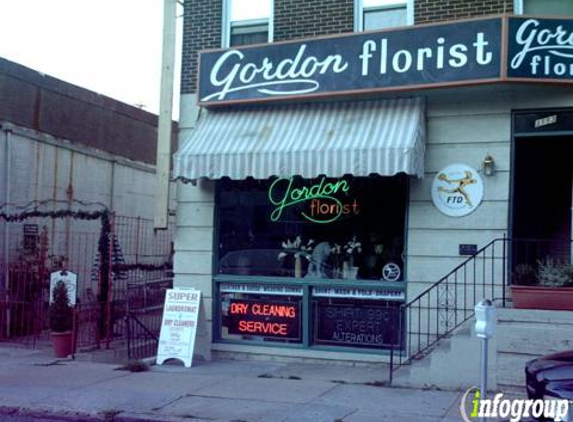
[251,304,296,318]
[230,302,249,314]
[238,320,288,336]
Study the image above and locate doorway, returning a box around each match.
[511,134,573,265]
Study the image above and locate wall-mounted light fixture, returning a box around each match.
[482,154,495,176]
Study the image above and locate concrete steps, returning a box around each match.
[391,307,573,392]
[392,319,492,390]
[496,308,573,390]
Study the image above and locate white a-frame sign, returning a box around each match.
[157,289,201,368]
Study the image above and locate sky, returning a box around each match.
[0,0,182,117]
[0,0,402,119]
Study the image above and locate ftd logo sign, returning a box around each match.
[431,164,484,217]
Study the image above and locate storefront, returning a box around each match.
[175,99,422,352]
[174,15,573,361]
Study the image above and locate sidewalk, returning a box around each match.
[0,346,465,422]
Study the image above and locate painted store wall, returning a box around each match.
[174,84,573,362]
[406,85,573,302]
[175,0,571,363]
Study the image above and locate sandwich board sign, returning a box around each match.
[157,288,201,368]
[49,271,77,306]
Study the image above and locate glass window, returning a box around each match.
[364,6,407,30]
[312,296,402,349]
[230,22,269,47]
[224,0,272,47]
[357,0,410,31]
[216,175,408,282]
[219,284,303,344]
[517,0,573,15]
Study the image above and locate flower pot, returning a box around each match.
[511,286,573,311]
[343,263,359,280]
[50,331,73,358]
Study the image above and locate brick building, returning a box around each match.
[172,0,573,389]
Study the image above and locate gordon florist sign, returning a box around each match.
[197,16,573,106]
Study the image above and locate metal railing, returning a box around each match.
[389,237,573,382]
[125,277,172,361]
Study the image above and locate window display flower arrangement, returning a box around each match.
[330,243,344,276]
[278,236,314,278]
[344,236,362,268]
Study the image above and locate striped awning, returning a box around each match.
[174,97,426,181]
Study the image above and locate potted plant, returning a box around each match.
[49,280,74,358]
[511,258,573,311]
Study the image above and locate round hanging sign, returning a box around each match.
[431,164,484,217]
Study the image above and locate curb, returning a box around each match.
[0,406,221,422]
[0,406,102,421]
[117,413,225,422]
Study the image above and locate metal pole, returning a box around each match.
[154,0,177,229]
[480,337,488,422]
[4,129,12,338]
[389,342,394,384]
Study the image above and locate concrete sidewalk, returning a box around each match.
[0,346,466,422]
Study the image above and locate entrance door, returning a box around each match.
[511,135,573,265]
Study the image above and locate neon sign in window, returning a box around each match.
[268,176,360,224]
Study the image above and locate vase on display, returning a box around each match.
[343,261,359,280]
[294,255,302,278]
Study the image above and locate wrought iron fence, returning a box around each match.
[1,209,174,352]
[125,277,172,361]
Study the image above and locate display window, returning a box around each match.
[313,296,402,349]
[217,175,408,281]
[214,175,408,350]
[219,283,303,344]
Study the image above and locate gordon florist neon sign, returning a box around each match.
[268,177,360,224]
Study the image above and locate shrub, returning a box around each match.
[48,281,73,332]
[512,264,536,286]
[536,257,573,288]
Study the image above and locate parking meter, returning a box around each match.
[474,299,497,339]
[474,299,496,416]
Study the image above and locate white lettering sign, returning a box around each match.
[157,288,201,368]
[313,287,404,301]
[204,44,348,101]
[199,19,501,104]
[220,283,304,296]
[535,115,557,128]
[511,19,573,77]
